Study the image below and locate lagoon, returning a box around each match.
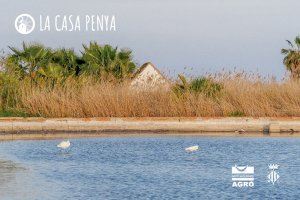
[0,136,299,199]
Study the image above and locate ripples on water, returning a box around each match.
[0,136,299,200]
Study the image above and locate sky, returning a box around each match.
[1,0,300,78]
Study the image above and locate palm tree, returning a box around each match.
[52,48,83,76]
[7,42,53,80]
[5,42,137,82]
[37,63,64,88]
[81,42,136,79]
[281,36,300,79]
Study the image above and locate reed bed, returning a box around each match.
[11,74,300,118]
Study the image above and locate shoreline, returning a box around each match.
[1,132,299,141]
[0,117,300,140]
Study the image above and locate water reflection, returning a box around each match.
[56,151,73,158]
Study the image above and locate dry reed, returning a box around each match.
[16,73,300,118]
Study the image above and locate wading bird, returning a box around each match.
[185,145,199,152]
[57,140,71,149]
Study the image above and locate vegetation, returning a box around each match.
[173,75,222,98]
[281,36,300,79]
[81,42,136,79]
[228,111,245,117]
[0,41,299,118]
[16,76,300,117]
[5,42,137,83]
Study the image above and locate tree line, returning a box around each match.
[3,42,136,84]
[1,36,300,80]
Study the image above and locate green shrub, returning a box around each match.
[173,74,222,98]
[0,109,29,117]
[190,77,222,97]
[0,73,20,109]
[229,111,245,117]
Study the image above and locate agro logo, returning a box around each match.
[232,165,254,188]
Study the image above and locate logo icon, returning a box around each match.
[268,164,280,185]
[15,14,35,34]
[232,165,254,187]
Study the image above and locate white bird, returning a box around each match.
[57,140,71,149]
[185,145,199,152]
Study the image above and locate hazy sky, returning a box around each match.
[1,0,300,78]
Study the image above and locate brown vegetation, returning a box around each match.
[1,41,300,118]
[12,74,300,118]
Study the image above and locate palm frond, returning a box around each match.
[286,40,294,48]
[295,36,300,49]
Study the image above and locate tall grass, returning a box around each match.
[2,42,299,118]
[9,73,300,118]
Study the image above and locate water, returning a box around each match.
[0,136,299,200]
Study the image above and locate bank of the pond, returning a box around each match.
[0,117,300,140]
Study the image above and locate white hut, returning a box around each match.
[130,62,170,90]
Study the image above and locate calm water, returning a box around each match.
[0,136,299,200]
